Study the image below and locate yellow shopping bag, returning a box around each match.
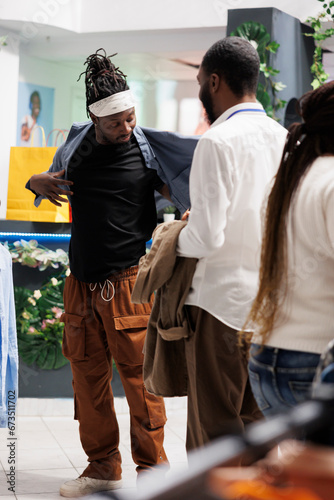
[6,127,70,222]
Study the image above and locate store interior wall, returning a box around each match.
[19,54,202,131]
[19,54,86,130]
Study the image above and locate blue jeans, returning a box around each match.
[248,344,320,418]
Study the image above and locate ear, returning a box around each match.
[210,73,220,93]
[89,112,98,125]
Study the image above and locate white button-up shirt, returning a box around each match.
[176,103,287,330]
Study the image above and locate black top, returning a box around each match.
[67,126,163,283]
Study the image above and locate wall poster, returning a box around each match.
[16,82,54,147]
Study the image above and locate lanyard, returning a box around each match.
[226,108,266,120]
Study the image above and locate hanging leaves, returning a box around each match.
[305,0,334,89]
[230,21,286,121]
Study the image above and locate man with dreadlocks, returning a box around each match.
[26,49,197,498]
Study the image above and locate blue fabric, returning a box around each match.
[248,343,320,418]
[27,121,198,214]
[226,108,266,120]
[140,127,198,211]
[0,244,18,428]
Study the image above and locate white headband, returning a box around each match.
[88,90,136,117]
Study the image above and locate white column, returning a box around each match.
[0,32,20,219]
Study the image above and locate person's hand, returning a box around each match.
[181,208,190,221]
[30,169,73,207]
[21,124,31,142]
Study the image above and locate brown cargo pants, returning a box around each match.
[62,266,168,480]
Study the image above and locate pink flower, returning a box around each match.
[46,319,56,325]
[51,307,63,319]
[41,320,46,330]
[28,327,35,334]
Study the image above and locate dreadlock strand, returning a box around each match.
[78,48,129,117]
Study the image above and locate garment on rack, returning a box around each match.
[0,244,18,428]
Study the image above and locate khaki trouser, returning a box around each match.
[62,266,167,480]
[185,306,262,452]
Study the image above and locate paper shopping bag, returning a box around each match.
[6,145,70,222]
[46,129,69,147]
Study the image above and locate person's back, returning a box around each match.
[247,80,334,418]
[267,155,334,353]
[176,37,287,451]
[189,108,286,328]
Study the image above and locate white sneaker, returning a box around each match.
[60,476,122,498]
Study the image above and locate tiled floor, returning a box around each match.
[0,397,188,499]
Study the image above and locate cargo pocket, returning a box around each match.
[144,389,167,428]
[114,314,150,365]
[61,313,86,362]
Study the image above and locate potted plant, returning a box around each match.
[163,205,177,222]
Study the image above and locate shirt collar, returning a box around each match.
[210,102,265,129]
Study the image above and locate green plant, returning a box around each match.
[305,0,334,89]
[230,21,286,121]
[4,239,70,369]
[164,205,176,214]
[14,269,68,370]
[0,36,7,47]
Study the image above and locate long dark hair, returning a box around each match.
[78,48,129,117]
[244,80,334,339]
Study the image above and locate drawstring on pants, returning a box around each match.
[89,279,115,302]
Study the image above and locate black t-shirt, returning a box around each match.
[67,126,163,283]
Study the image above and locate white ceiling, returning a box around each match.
[0,0,333,80]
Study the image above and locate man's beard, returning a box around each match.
[101,132,133,153]
[200,83,216,125]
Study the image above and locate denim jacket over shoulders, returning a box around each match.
[0,244,18,428]
[28,121,198,213]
